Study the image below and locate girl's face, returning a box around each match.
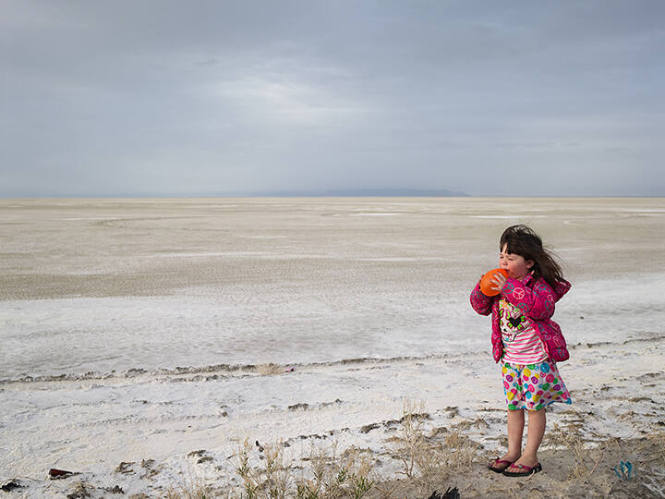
[499,243,534,279]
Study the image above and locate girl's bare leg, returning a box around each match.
[513,408,546,468]
[492,409,523,466]
[506,408,524,460]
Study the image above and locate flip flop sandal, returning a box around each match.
[488,458,514,473]
[503,462,543,477]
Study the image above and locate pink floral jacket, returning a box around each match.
[470,274,571,363]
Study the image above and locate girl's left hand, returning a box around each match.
[490,271,507,293]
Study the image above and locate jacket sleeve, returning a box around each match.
[500,278,556,320]
[470,281,493,316]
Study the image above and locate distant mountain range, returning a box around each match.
[4,188,469,198]
[238,188,470,197]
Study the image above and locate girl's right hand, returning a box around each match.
[490,271,507,293]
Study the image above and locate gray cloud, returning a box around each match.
[2,0,664,196]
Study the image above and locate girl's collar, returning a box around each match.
[519,272,535,285]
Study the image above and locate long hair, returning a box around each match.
[500,225,564,289]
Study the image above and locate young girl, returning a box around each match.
[470,225,572,477]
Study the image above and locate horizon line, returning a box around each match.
[1,194,663,199]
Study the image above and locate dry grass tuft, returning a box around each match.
[236,438,292,498]
[235,437,377,498]
[388,400,481,497]
[164,470,214,499]
[165,485,211,499]
[296,444,375,498]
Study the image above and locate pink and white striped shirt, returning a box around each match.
[499,299,548,364]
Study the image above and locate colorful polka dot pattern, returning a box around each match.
[501,360,572,411]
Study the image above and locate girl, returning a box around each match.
[470,225,572,477]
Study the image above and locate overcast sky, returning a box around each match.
[2,1,664,197]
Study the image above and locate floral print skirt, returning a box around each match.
[501,360,572,411]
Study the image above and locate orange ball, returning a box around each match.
[480,268,509,296]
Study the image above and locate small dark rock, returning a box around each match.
[103,485,124,494]
[1,480,24,491]
[115,462,135,474]
[49,468,77,479]
[141,459,155,469]
[360,423,380,434]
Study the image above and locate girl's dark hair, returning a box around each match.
[500,225,564,289]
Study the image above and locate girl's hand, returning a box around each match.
[490,271,507,293]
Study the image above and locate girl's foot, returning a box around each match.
[503,462,542,477]
[504,455,539,474]
[488,453,520,473]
